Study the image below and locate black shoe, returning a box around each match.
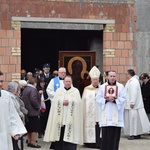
[135,135,141,139]
[128,135,141,140]
[27,143,31,147]
[28,143,41,148]
[127,136,135,140]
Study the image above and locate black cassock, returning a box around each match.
[50,126,77,150]
[101,126,121,150]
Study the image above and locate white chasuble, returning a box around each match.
[43,87,83,145]
[0,90,27,150]
[82,84,100,143]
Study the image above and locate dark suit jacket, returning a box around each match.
[141,79,150,113]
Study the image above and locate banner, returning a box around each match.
[41,93,46,113]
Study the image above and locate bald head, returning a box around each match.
[58,67,66,79]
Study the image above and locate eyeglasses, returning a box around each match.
[59,72,66,74]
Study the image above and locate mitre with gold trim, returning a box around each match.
[89,66,101,79]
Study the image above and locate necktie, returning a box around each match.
[46,74,49,78]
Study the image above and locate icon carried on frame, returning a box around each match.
[104,85,118,98]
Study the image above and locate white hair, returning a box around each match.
[7,82,19,93]
[19,80,27,86]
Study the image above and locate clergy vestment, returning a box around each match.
[82,84,101,148]
[96,82,126,150]
[124,75,150,136]
[0,90,27,150]
[43,86,83,149]
[46,76,64,100]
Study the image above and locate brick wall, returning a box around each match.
[0,0,136,87]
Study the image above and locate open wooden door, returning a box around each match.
[59,51,96,96]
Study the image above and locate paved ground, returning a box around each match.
[22,134,150,150]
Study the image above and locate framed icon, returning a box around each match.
[59,51,96,75]
[59,51,96,95]
[104,85,118,98]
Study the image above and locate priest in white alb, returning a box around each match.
[46,67,66,100]
[95,70,126,150]
[0,71,27,150]
[124,69,150,140]
[82,66,101,148]
[43,75,83,150]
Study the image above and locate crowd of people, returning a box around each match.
[1,63,150,150]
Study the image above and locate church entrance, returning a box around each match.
[19,17,104,94]
[21,28,103,74]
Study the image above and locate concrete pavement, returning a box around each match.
[22,134,150,150]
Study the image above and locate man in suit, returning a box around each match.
[40,63,52,88]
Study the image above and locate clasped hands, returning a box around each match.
[63,100,69,106]
[130,104,134,109]
[105,96,116,102]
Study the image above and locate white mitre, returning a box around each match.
[89,66,101,79]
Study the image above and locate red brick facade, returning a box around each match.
[0,1,136,88]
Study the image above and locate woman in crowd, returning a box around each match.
[7,81,28,150]
[36,77,51,138]
[139,73,150,121]
[18,80,27,97]
[22,77,41,148]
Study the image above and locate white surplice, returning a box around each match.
[43,86,83,145]
[124,75,150,136]
[0,90,27,150]
[96,82,126,127]
[46,77,64,100]
[82,84,100,143]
